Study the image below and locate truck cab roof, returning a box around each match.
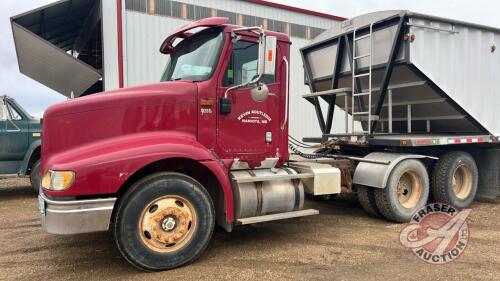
[160,17,290,54]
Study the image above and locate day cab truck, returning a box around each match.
[0,95,41,192]
[39,12,499,271]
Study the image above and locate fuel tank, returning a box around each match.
[231,168,304,219]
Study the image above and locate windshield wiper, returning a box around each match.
[170,78,183,81]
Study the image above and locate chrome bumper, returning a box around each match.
[39,192,116,235]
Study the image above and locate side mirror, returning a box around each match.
[257,36,277,78]
[250,83,269,102]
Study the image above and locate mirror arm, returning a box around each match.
[225,27,265,99]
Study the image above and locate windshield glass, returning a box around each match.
[161,28,224,82]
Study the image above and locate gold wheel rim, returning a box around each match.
[397,171,423,209]
[139,195,197,253]
[452,164,473,200]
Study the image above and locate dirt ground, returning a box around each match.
[1,177,499,281]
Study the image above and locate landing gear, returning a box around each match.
[112,173,214,271]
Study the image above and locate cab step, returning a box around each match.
[236,209,319,225]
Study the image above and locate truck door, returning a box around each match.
[0,99,29,173]
[216,37,281,158]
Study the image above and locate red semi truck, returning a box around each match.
[39,14,499,271]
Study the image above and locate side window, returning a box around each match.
[223,40,275,87]
[7,103,22,120]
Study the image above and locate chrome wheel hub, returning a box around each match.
[161,216,176,232]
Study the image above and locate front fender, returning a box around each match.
[19,139,41,175]
[43,132,219,197]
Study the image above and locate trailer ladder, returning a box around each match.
[351,23,375,135]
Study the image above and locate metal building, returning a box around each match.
[11,0,344,139]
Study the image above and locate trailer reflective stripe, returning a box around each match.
[447,137,488,144]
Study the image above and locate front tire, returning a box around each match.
[374,159,429,223]
[112,172,215,271]
[431,151,478,209]
[30,160,41,193]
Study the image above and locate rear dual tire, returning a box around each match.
[373,159,430,223]
[356,185,381,217]
[112,172,215,271]
[431,151,478,209]
[357,152,479,222]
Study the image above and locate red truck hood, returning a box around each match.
[42,81,198,157]
[44,81,195,117]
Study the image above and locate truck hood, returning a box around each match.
[44,81,196,117]
[42,81,198,156]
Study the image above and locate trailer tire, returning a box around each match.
[374,159,429,223]
[30,160,41,193]
[112,172,215,271]
[356,185,381,217]
[432,151,478,209]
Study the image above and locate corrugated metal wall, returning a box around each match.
[105,0,345,141]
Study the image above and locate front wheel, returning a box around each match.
[374,159,430,223]
[30,160,41,193]
[112,172,215,271]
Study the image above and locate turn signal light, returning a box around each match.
[41,170,76,191]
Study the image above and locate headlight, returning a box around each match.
[41,170,76,191]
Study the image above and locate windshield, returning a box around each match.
[161,28,224,82]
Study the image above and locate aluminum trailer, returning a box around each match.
[298,10,500,219]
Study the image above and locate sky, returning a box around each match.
[1,0,500,117]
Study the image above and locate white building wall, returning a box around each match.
[178,0,336,29]
[102,0,120,91]
[115,0,345,140]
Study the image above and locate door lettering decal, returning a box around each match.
[237,110,272,124]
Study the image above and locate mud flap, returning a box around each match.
[473,148,500,202]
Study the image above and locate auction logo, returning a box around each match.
[399,203,471,264]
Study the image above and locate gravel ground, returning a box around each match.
[1,177,499,281]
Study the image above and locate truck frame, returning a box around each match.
[37,12,499,271]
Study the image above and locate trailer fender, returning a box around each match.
[353,152,437,189]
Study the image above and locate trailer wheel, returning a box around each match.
[432,151,478,208]
[112,172,215,271]
[374,159,429,223]
[30,160,41,193]
[356,186,381,217]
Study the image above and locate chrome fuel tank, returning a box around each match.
[230,168,304,219]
